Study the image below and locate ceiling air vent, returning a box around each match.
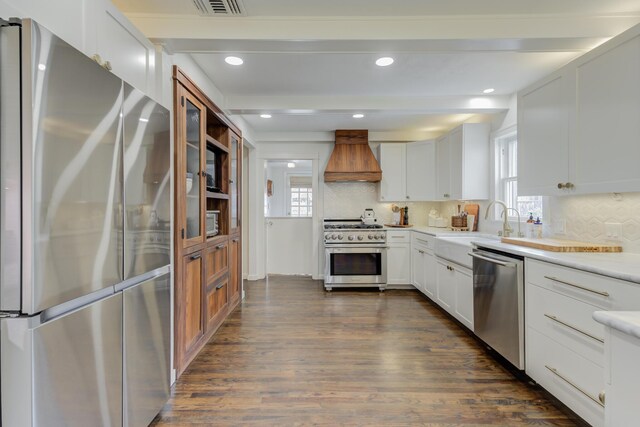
[192,0,245,15]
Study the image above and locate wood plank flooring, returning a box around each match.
[152,276,581,426]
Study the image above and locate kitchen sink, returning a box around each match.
[434,235,497,268]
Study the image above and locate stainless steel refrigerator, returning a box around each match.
[0,18,172,426]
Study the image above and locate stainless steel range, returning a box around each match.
[323,218,387,291]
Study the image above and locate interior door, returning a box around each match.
[25,20,124,314]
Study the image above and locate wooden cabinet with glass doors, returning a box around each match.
[173,66,243,377]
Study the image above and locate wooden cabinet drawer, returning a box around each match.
[387,230,410,243]
[527,327,604,427]
[527,282,604,366]
[412,232,435,250]
[526,259,640,310]
[205,241,228,284]
[206,278,228,330]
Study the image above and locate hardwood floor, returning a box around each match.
[153,276,580,426]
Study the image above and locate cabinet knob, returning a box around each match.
[190,254,201,260]
[598,391,605,405]
[565,182,574,189]
[557,183,565,189]
[216,283,224,290]
[406,196,410,199]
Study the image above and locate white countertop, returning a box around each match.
[383,226,640,284]
[472,239,640,284]
[593,311,640,340]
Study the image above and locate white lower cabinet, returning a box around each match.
[436,258,473,330]
[453,266,473,330]
[411,245,436,298]
[436,260,455,311]
[527,327,605,427]
[525,258,640,427]
[387,232,411,285]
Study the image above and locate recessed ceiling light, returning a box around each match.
[225,56,243,66]
[139,118,149,123]
[353,113,365,119]
[38,64,46,71]
[375,57,394,67]
[483,88,495,94]
[287,162,295,168]
[260,114,272,119]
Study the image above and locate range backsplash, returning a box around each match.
[323,182,441,225]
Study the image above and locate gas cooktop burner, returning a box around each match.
[324,224,383,230]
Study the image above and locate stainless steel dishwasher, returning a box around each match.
[469,248,525,369]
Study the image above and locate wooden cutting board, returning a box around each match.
[501,237,622,253]
[464,203,479,232]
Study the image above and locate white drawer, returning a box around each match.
[527,327,605,427]
[412,232,435,249]
[526,259,640,310]
[387,230,411,243]
[526,282,604,366]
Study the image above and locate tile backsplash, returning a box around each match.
[549,192,640,253]
[323,182,440,225]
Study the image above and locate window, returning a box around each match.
[496,131,543,221]
[289,175,312,217]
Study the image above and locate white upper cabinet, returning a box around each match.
[93,1,156,98]
[518,23,640,196]
[518,71,570,196]
[406,141,436,201]
[571,29,640,194]
[437,123,490,201]
[436,135,451,200]
[1,0,156,99]
[378,141,436,202]
[378,144,406,202]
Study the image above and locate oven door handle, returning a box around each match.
[468,252,516,268]
[326,246,389,250]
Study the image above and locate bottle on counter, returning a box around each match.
[534,217,543,239]
[526,212,535,238]
[404,206,409,225]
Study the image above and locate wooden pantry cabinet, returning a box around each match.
[173,66,243,377]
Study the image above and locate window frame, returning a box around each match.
[287,173,313,217]
[493,126,545,222]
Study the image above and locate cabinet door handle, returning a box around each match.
[557,182,566,189]
[190,254,201,260]
[418,250,425,254]
[216,283,224,290]
[232,238,239,242]
[545,365,604,407]
[543,276,610,297]
[406,195,410,199]
[216,244,225,250]
[544,314,604,343]
[598,391,606,405]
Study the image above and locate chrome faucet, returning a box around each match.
[485,200,513,237]
[502,208,525,238]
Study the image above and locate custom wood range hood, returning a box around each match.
[324,130,382,182]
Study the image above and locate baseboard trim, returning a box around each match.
[385,284,417,290]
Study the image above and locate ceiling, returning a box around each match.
[114,0,640,142]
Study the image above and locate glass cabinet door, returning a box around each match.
[230,132,241,233]
[181,91,205,247]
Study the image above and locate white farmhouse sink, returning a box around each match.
[434,235,497,269]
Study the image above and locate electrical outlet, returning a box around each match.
[605,222,622,240]
[553,219,566,235]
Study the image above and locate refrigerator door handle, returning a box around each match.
[114,265,171,293]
